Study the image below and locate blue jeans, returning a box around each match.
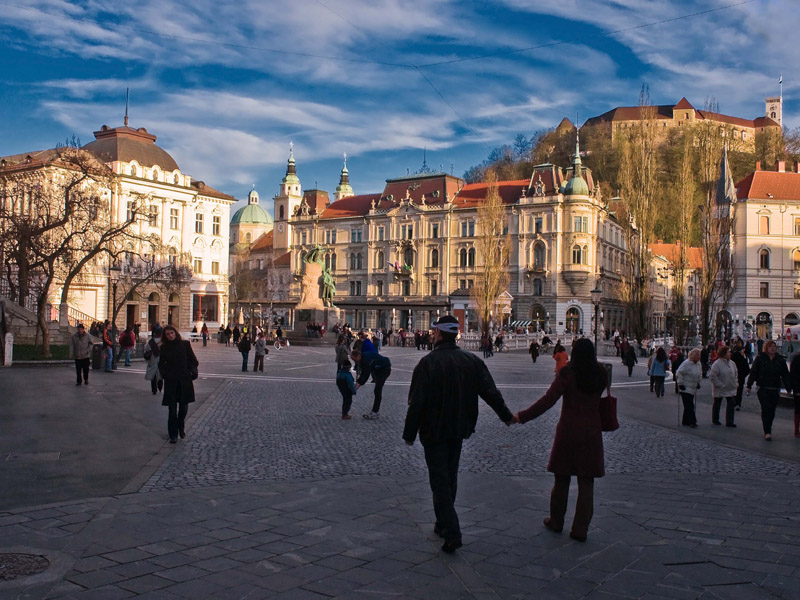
[105,347,113,371]
[123,348,132,366]
[241,351,249,371]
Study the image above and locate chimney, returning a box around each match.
[795,161,800,173]
[756,161,761,171]
[778,160,786,173]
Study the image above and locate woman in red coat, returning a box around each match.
[514,338,608,542]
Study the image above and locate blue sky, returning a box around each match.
[0,0,796,217]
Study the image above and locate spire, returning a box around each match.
[335,152,354,199]
[715,145,737,206]
[282,142,300,185]
[124,88,129,127]
[573,130,582,174]
[562,129,589,196]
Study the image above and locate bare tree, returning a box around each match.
[229,249,256,330]
[618,88,659,340]
[670,133,695,344]
[471,170,510,334]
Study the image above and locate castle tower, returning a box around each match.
[273,143,303,251]
[334,153,354,201]
[766,96,782,127]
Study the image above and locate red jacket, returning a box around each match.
[518,368,605,478]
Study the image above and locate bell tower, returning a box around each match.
[766,96,782,127]
[273,143,303,251]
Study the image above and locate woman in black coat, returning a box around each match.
[158,325,199,443]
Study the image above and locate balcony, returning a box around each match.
[561,264,591,295]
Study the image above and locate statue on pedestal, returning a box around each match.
[301,245,336,308]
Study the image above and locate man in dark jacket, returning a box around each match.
[730,343,750,410]
[351,347,391,419]
[746,340,791,440]
[403,315,513,553]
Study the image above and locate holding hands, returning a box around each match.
[505,414,521,426]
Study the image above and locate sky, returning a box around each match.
[0,0,797,217]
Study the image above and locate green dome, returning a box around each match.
[230,203,273,226]
[563,172,589,196]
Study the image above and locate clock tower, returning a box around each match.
[766,96,782,127]
[273,144,303,252]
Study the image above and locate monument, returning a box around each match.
[295,245,341,332]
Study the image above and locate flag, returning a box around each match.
[779,74,783,84]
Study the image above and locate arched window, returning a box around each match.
[688,285,694,297]
[331,252,337,271]
[430,248,439,268]
[279,205,285,220]
[572,245,583,264]
[759,248,770,269]
[459,248,467,267]
[467,248,476,267]
[349,253,356,270]
[376,251,385,269]
[168,247,177,265]
[533,242,545,268]
[376,280,384,296]
[356,253,363,269]
[173,173,180,184]
[153,168,159,181]
[403,247,414,267]
[565,307,580,333]
[148,292,160,303]
[793,249,800,271]
[324,253,331,270]
[533,279,543,296]
[245,232,251,244]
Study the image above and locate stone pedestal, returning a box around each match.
[294,307,342,334]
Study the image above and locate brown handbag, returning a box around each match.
[600,384,619,432]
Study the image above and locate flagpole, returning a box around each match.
[779,73,783,102]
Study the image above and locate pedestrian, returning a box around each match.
[671,349,685,394]
[746,340,791,441]
[102,321,114,372]
[676,348,702,428]
[553,343,568,373]
[351,346,391,420]
[623,344,637,377]
[512,338,608,543]
[158,325,198,443]
[336,359,356,420]
[201,322,209,347]
[224,324,232,347]
[403,315,514,553]
[649,347,670,398]
[700,345,710,378]
[119,325,136,367]
[529,339,540,363]
[253,331,267,372]
[144,325,163,395]
[708,346,738,427]
[70,323,93,386]
[232,325,241,346]
[335,334,350,369]
[730,344,750,410]
[790,352,800,438]
[237,334,251,372]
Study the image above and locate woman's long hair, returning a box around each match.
[565,338,608,394]
[655,347,667,362]
[162,325,182,343]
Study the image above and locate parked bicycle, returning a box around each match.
[273,337,291,350]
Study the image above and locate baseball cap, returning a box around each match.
[431,315,459,334]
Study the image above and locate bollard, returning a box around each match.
[4,332,13,366]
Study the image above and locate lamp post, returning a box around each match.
[109,263,122,331]
[590,287,602,351]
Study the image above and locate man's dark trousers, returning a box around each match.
[75,358,90,384]
[370,368,391,413]
[423,438,463,544]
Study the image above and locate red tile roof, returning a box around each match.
[303,189,329,214]
[674,97,694,110]
[736,171,800,201]
[191,180,236,202]
[648,242,703,270]
[250,230,274,251]
[454,180,530,207]
[319,193,383,218]
[273,251,291,266]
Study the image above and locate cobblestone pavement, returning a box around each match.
[2,344,800,599]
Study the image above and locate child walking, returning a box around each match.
[336,359,357,420]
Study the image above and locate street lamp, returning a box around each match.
[590,287,602,352]
[109,263,122,330]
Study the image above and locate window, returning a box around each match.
[212,215,221,236]
[349,253,356,270]
[168,248,177,265]
[148,205,159,227]
[533,243,545,268]
[211,261,220,275]
[760,282,769,298]
[325,229,338,244]
[759,248,770,269]
[459,248,467,267]
[351,228,362,242]
[170,208,179,229]
[401,280,411,296]
[403,247,414,267]
[126,199,136,222]
[376,280,384,296]
[467,247,475,267]
[192,295,218,322]
[194,213,204,234]
[468,279,474,288]
[430,248,439,268]
[795,284,800,299]
[193,258,202,273]
[401,224,413,240]
[460,220,475,237]
[430,279,438,295]
[377,226,384,241]
[356,253,363,269]
[794,249,800,271]
[688,285,694,297]
[301,231,307,245]
[460,279,467,289]
[431,223,439,238]
[533,279,543,296]
[573,216,588,232]
[795,218,800,236]
[331,253,337,271]
[376,251,385,269]
[245,233,251,244]
[572,245,583,264]
[534,217,543,234]
[760,215,770,235]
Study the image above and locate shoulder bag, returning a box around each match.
[600,383,619,432]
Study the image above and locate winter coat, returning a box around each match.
[144,338,162,383]
[254,338,267,357]
[336,368,356,396]
[237,337,251,354]
[553,349,568,373]
[709,358,738,398]
[335,343,350,367]
[119,329,136,349]
[158,340,198,406]
[649,358,670,377]
[623,347,638,367]
[730,352,750,384]
[403,341,513,444]
[70,331,93,360]
[747,353,791,391]
[675,359,702,393]
[517,367,606,478]
[355,351,391,386]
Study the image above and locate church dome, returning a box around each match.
[83,124,180,171]
[230,202,273,226]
